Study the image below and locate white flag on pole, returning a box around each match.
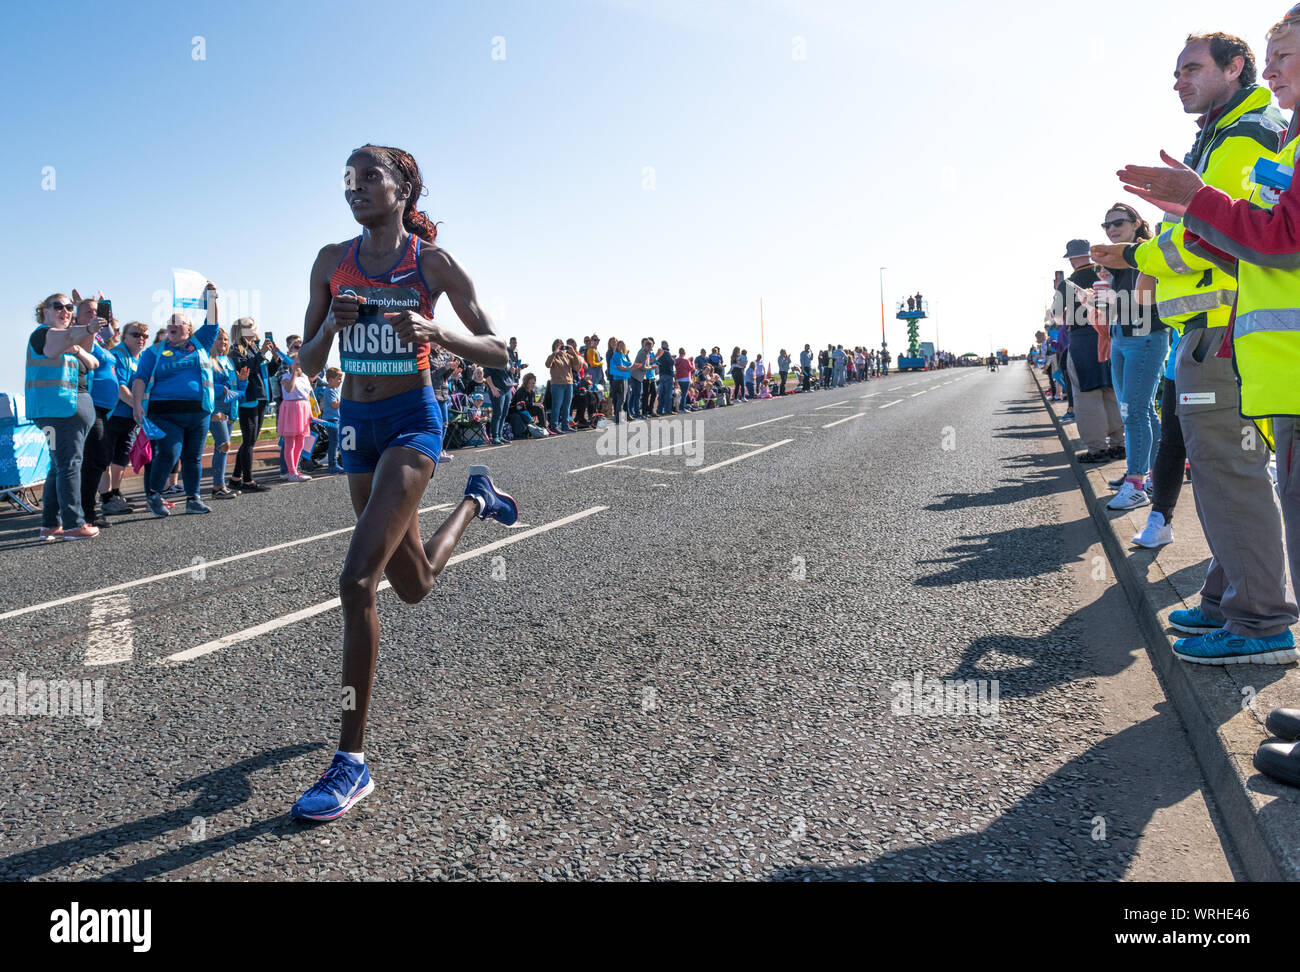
[171,268,207,320]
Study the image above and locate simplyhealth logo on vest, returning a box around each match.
[337,286,422,376]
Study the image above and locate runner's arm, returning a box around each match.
[299,244,349,377]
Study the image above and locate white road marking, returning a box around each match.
[737,414,794,430]
[813,402,853,410]
[726,441,767,447]
[640,468,683,475]
[0,503,456,621]
[85,595,134,667]
[879,400,903,409]
[860,393,880,399]
[822,412,865,429]
[910,390,928,398]
[566,439,699,474]
[693,439,792,475]
[163,506,608,665]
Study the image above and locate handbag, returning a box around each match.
[128,426,153,472]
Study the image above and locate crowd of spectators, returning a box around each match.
[1029,15,1300,788]
[22,291,961,539]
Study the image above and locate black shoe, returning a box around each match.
[89,517,112,530]
[1265,707,1300,741]
[241,480,270,493]
[1253,740,1300,787]
[1077,450,1110,464]
[1107,445,1126,460]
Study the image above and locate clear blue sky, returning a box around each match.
[4,0,1296,395]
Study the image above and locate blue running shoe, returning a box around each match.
[465,465,518,525]
[1168,605,1225,635]
[1173,628,1298,666]
[291,752,373,821]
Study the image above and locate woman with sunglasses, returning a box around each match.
[26,294,103,540]
[289,143,518,821]
[1096,202,1167,513]
[130,283,221,518]
[100,322,149,514]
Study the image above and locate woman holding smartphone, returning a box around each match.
[227,317,278,492]
[290,143,518,821]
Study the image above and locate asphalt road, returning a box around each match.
[0,366,1240,880]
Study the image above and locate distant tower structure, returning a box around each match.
[895,293,928,368]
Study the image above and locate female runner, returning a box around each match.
[292,143,517,821]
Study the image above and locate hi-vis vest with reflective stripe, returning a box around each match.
[24,327,80,419]
[1233,135,1300,418]
[1135,88,1287,332]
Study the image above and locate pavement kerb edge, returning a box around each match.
[1027,365,1288,882]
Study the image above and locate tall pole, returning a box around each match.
[760,298,765,362]
[878,267,887,349]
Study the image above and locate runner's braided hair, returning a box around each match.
[352,143,440,244]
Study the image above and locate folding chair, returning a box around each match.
[446,392,491,449]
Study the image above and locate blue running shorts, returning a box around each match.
[338,385,444,474]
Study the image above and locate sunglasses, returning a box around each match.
[47,302,75,312]
[1101,218,1134,229]
[126,331,147,339]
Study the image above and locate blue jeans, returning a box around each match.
[35,392,94,530]
[490,389,512,440]
[550,383,574,430]
[210,415,232,489]
[834,364,846,386]
[1110,329,1168,478]
[657,374,674,414]
[627,377,642,418]
[677,380,690,411]
[148,409,210,497]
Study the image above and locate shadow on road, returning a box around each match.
[0,743,322,881]
[765,703,1235,881]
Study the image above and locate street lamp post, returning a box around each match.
[878,267,887,352]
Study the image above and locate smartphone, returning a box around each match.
[97,298,112,324]
[264,331,275,345]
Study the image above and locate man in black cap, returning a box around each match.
[1053,239,1121,462]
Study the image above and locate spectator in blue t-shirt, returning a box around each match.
[131,285,221,517]
[209,325,247,499]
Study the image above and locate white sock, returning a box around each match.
[339,749,364,764]
[470,494,486,514]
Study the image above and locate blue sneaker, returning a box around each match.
[465,466,518,525]
[1173,628,1298,666]
[291,752,373,821]
[1168,605,1225,635]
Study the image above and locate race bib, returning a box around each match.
[337,286,422,375]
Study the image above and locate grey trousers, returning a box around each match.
[1066,353,1122,451]
[1271,417,1300,608]
[33,392,94,531]
[1177,327,1297,636]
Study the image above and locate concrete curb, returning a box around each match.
[1027,364,1300,882]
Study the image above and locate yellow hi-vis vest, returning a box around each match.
[1134,86,1288,332]
[1233,135,1300,419]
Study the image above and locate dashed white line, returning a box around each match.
[85,595,134,667]
[566,439,699,474]
[737,414,794,430]
[822,412,866,429]
[693,439,793,475]
[0,503,456,621]
[162,506,608,665]
[910,390,928,397]
[879,400,903,409]
[813,402,853,411]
